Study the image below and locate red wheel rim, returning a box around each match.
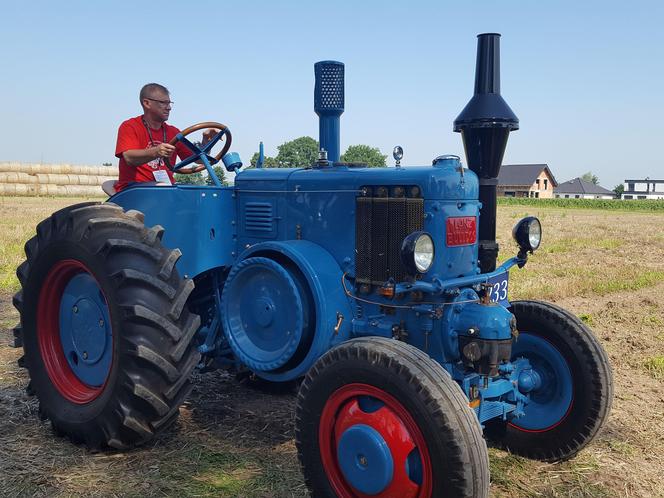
[37,259,112,404]
[319,383,433,498]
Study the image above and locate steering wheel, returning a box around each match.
[165,121,232,174]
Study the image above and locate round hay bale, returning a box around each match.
[0,162,117,177]
[32,173,117,186]
[0,183,105,197]
[0,172,38,184]
[0,183,39,196]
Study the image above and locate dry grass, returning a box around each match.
[0,196,97,292]
[1,197,663,497]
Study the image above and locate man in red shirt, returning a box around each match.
[114,83,210,192]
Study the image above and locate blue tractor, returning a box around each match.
[13,34,611,497]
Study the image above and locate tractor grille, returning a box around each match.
[244,202,275,235]
[355,187,424,286]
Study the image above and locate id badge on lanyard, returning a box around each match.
[152,169,172,184]
[141,117,166,167]
[142,118,172,184]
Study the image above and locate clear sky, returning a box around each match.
[1,0,662,189]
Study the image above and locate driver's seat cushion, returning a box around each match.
[102,180,117,196]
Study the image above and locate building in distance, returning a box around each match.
[554,178,615,199]
[622,178,664,200]
[497,164,557,198]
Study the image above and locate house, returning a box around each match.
[497,164,557,198]
[554,178,615,199]
[622,178,664,200]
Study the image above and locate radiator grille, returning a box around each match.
[355,188,424,286]
[244,202,274,233]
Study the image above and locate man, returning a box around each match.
[114,83,211,192]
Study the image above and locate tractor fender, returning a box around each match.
[110,185,234,279]
[237,240,354,382]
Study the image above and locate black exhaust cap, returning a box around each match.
[454,33,519,274]
[454,33,518,180]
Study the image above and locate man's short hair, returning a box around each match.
[139,83,170,107]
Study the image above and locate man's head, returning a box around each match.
[139,83,172,123]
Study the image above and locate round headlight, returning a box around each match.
[401,232,435,274]
[512,216,542,253]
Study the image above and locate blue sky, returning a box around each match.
[1,1,662,189]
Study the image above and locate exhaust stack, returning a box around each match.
[314,61,344,163]
[454,33,519,273]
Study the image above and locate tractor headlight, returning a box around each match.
[512,216,542,253]
[401,232,435,274]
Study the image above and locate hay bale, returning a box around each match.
[0,184,39,196]
[0,162,117,177]
[0,172,38,184]
[0,183,105,197]
[32,173,116,186]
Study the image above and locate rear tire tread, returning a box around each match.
[15,202,200,450]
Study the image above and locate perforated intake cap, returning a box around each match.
[314,61,344,113]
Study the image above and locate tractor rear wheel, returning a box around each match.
[295,337,489,498]
[485,300,613,461]
[13,202,200,449]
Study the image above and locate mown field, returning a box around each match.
[1,196,663,497]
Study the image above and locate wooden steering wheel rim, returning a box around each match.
[168,121,232,174]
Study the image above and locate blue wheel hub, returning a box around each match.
[337,424,394,495]
[222,257,306,372]
[58,273,112,387]
[512,333,573,431]
[254,297,275,327]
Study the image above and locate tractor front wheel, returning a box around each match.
[295,337,489,498]
[485,300,613,461]
[14,203,200,449]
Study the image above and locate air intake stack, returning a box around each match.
[314,61,345,163]
[454,33,519,273]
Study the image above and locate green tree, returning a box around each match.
[581,171,599,185]
[174,172,205,185]
[613,183,624,197]
[250,152,279,168]
[206,165,228,186]
[275,136,319,168]
[341,144,387,167]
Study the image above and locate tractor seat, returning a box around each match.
[102,180,118,196]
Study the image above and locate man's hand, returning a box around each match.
[122,144,175,167]
[154,143,176,158]
[202,129,218,145]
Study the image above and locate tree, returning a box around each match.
[206,165,228,186]
[275,136,319,168]
[340,145,387,167]
[247,137,387,169]
[102,162,113,167]
[174,171,205,185]
[249,152,279,168]
[581,171,599,185]
[613,184,624,197]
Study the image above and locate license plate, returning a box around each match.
[487,272,509,307]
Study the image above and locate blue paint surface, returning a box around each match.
[222,257,305,372]
[59,273,112,386]
[510,333,573,430]
[337,424,394,495]
[111,185,235,278]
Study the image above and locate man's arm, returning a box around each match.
[122,143,176,166]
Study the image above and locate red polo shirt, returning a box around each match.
[114,116,192,191]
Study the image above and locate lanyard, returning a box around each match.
[142,117,167,146]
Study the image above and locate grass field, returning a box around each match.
[1,196,663,497]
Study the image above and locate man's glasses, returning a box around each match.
[145,97,174,106]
